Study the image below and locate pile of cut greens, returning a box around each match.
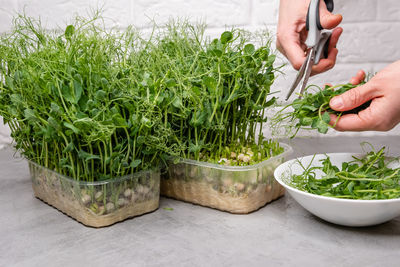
[273,83,370,137]
[289,146,400,200]
[0,14,284,180]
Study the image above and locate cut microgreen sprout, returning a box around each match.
[272,82,369,138]
[289,146,400,200]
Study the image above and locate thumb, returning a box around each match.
[319,1,342,29]
[329,83,377,112]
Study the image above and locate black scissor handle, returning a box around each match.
[325,0,334,12]
[306,0,335,31]
[323,35,331,59]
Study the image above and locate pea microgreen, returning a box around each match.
[139,21,283,164]
[0,13,177,181]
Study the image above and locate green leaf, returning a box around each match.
[63,122,80,134]
[65,25,75,40]
[63,143,75,153]
[211,49,222,57]
[10,94,23,106]
[95,90,107,100]
[302,105,318,112]
[78,94,89,111]
[264,97,276,108]
[322,112,331,123]
[50,102,62,115]
[311,118,319,128]
[101,77,109,87]
[219,62,231,73]
[192,86,201,96]
[165,79,177,87]
[189,142,202,153]
[47,116,61,131]
[61,84,75,103]
[190,110,207,127]
[220,31,233,44]
[78,150,101,161]
[137,136,146,144]
[267,55,276,65]
[346,181,355,194]
[129,159,142,168]
[316,120,329,134]
[24,108,38,122]
[5,77,14,89]
[244,44,255,54]
[300,117,313,126]
[73,80,83,104]
[172,97,182,108]
[203,76,217,94]
[112,114,128,127]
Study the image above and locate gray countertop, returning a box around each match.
[1,136,400,267]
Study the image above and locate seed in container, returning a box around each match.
[106,202,115,213]
[95,191,103,202]
[81,194,91,206]
[97,205,105,215]
[242,155,251,163]
[234,183,245,192]
[124,188,132,198]
[117,198,127,207]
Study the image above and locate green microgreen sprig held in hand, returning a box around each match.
[290,146,400,200]
[273,82,369,137]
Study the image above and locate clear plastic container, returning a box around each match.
[161,143,293,213]
[28,161,160,227]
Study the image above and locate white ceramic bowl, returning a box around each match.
[274,153,400,227]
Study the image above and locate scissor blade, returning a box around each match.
[298,48,315,98]
[285,59,308,101]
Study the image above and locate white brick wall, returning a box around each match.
[1,0,399,148]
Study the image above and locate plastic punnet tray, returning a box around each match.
[161,143,292,213]
[28,161,160,227]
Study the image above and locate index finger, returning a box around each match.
[285,43,307,70]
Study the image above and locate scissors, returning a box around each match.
[285,0,335,101]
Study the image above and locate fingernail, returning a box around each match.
[330,96,344,109]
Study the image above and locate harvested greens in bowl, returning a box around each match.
[289,146,400,200]
[274,144,400,226]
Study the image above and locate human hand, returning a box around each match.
[276,0,343,75]
[329,60,400,131]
